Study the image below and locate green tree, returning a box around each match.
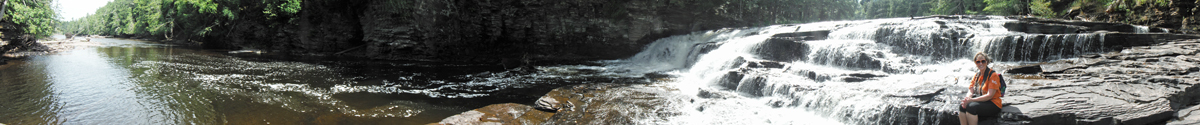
[58,0,302,40]
[5,0,58,39]
[983,0,1025,15]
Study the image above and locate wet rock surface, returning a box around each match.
[754,38,810,62]
[435,17,1200,125]
[742,39,1200,125]
[538,84,689,124]
[432,103,553,125]
[439,83,690,125]
[785,39,1200,125]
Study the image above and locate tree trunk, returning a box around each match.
[958,0,965,15]
[1,0,7,22]
[1023,0,1032,15]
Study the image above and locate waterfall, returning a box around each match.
[975,33,1104,62]
[1135,25,1149,33]
[620,16,1119,124]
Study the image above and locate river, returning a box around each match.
[0,38,646,124]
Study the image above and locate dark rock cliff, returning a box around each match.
[207,0,816,64]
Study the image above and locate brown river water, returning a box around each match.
[0,38,640,124]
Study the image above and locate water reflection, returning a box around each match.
[0,60,61,124]
[0,38,641,124]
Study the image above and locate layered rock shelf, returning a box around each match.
[433,16,1200,125]
[996,39,1200,125]
[435,39,1200,125]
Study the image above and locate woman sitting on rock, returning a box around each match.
[958,52,1003,125]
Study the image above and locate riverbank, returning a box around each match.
[0,36,100,65]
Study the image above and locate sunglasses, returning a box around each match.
[975,60,987,64]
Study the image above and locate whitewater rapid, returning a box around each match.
[617,16,1132,124]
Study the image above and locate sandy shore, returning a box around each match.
[2,36,103,58]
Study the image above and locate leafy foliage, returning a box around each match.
[6,0,58,39]
[983,0,1024,15]
[1029,0,1058,18]
[58,0,302,40]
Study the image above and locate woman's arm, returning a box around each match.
[969,88,997,102]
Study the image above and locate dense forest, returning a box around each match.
[55,0,1196,37]
[38,0,1200,38]
[6,0,1196,63]
[56,0,300,40]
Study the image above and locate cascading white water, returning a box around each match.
[619,16,1128,124]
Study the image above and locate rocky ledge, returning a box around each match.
[992,39,1200,125]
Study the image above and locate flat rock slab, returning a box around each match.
[431,103,553,125]
[538,84,692,125]
[995,39,1200,125]
[853,39,1200,125]
[437,83,691,125]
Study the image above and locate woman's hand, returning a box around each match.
[961,97,969,108]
